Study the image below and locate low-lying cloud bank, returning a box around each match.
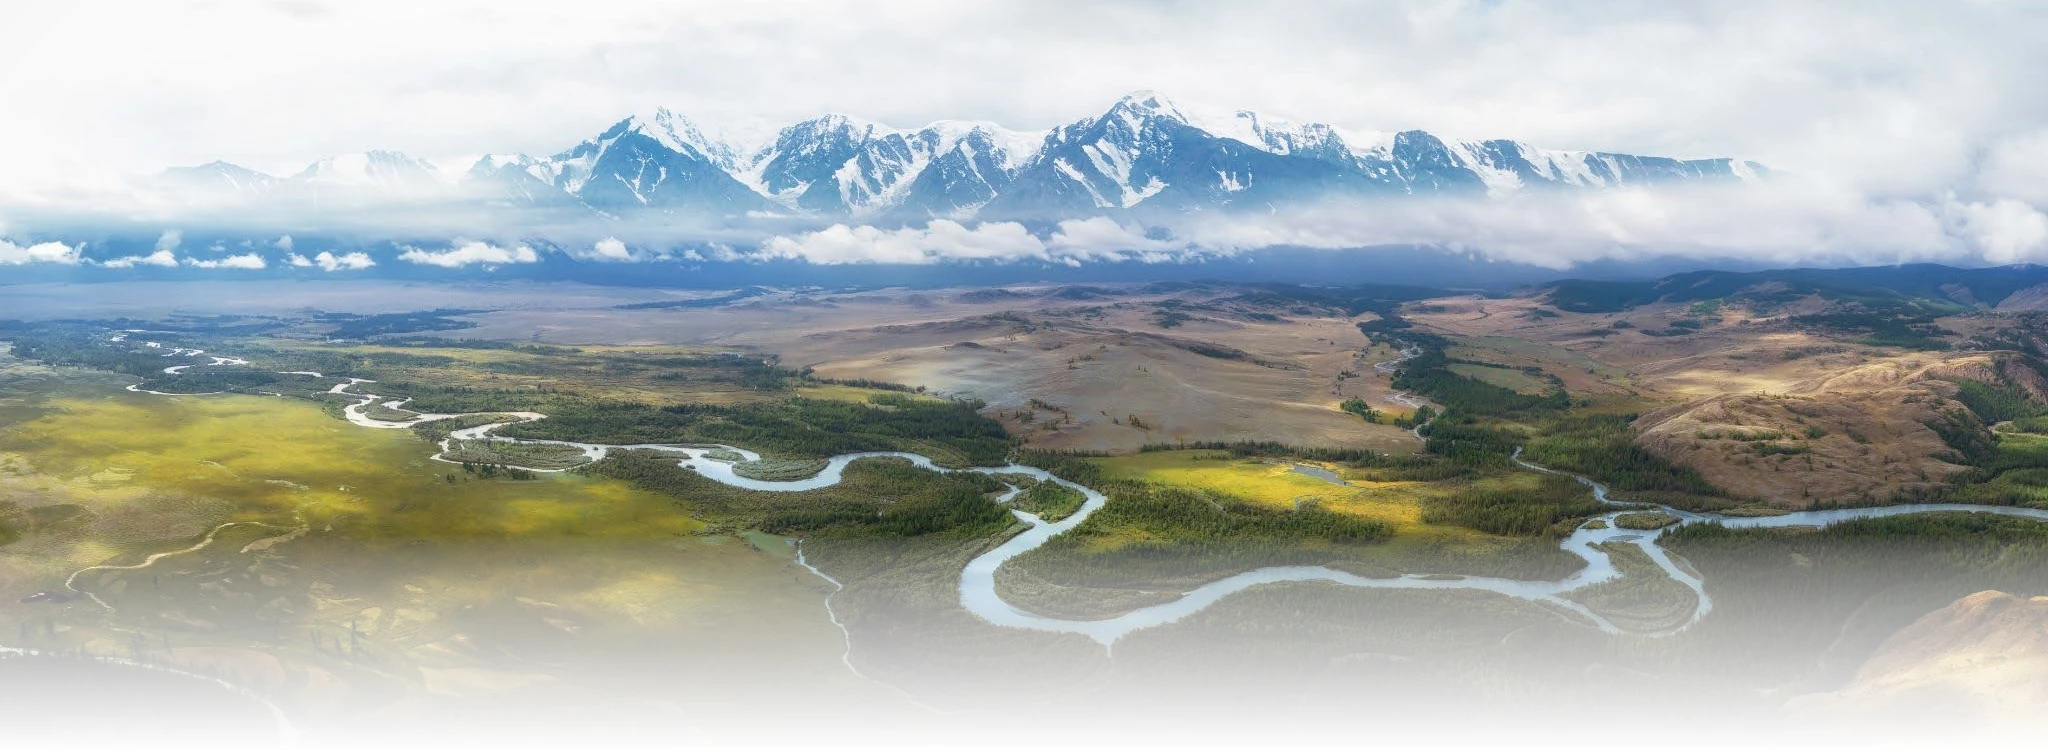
[397,241,540,269]
[741,183,2048,270]
[7,179,2048,274]
[97,249,270,269]
[753,218,1177,267]
[1,234,379,273]
[184,253,268,270]
[287,251,377,271]
[1,238,78,265]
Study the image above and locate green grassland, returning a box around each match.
[3,393,709,550]
[0,386,863,714]
[241,339,804,408]
[1,322,1012,467]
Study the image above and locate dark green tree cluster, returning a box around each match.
[315,310,482,339]
[760,484,1011,537]
[1421,475,1608,537]
[132,369,286,394]
[1340,397,1380,423]
[1131,441,1388,465]
[508,395,1014,466]
[584,450,1013,538]
[1520,414,1721,500]
[701,394,1013,465]
[811,376,923,394]
[633,353,798,390]
[1227,283,1447,318]
[460,462,536,481]
[1013,482,1087,521]
[1009,477,1395,588]
[1389,345,1566,418]
[2,328,179,376]
[378,336,580,355]
[1954,379,2047,425]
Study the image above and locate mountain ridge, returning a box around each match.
[150,91,1767,222]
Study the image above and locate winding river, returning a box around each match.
[66,335,2048,652]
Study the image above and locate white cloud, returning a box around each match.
[1173,184,1965,270]
[1975,131,2048,208]
[0,238,79,265]
[754,217,1220,266]
[184,252,269,269]
[155,229,182,251]
[570,236,641,262]
[592,237,632,261]
[98,249,270,270]
[1947,198,2048,265]
[732,183,2048,271]
[1046,217,1176,254]
[398,240,540,268]
[100,250,181,268]
[289,251,377,271]
[758,221,1047,265]
[274,235,295,252]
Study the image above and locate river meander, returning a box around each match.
[66,335,2048,649]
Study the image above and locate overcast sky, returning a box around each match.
[5,0,2048,269]
[0,0,2038,190]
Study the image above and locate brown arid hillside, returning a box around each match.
[1996,282,2048,311]
[1407,291,2048,509]
[1632,352,2046,507]
[1788,591,2048,727]
[448,284,1427,453]
[437,282,2047,498]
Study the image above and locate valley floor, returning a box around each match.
[4,279,2048,744]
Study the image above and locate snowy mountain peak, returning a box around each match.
[159,93,1768,219]
[774,114,885,151]
[165,160,276,180]
[604,109,711,163]
[923,120,1048,170]
[468,153,536,173]
[292,151,445,188]
[540,110,774,213]
[154,161,281,196]
[1111,90,1188,122]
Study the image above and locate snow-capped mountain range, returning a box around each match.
[153,91,1767,220]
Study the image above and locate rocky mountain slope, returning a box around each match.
[152,91,1765,221]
